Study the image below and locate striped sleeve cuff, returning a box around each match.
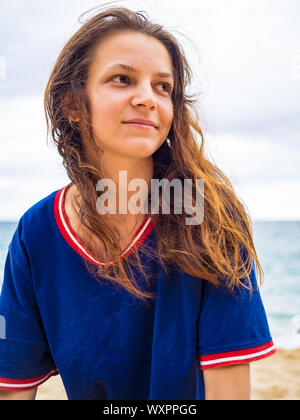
[199,340,276,370]
[0,367,59,391]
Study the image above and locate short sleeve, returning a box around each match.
[197,257,276,369]
[0,221,58,391]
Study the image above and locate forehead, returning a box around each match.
[89,31,174,77]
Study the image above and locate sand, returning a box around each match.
[250,348,300,400]
[35,348,300,400]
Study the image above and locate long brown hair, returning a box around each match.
[44,5,263,302]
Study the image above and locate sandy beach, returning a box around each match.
[250,348,300,400]
[35,348,300,400]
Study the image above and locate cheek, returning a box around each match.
[161,102,174,129]
[90,91,122,123]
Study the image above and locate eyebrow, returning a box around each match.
[105,63,174,80]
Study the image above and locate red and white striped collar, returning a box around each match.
[54,183,155,267]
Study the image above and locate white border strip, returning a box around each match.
[0,369,57,389]
[200,345,275,367]
[121,217,152,256]
[59,187,152,265]
[58,187,101,265]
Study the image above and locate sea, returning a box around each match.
[0,220,299,349]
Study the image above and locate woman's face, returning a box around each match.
[85,31,174,162]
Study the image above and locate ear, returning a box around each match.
[61,89,81,122]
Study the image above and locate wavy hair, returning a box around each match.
[44,5,263,302]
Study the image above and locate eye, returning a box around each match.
[111,74,130,84]
[157,82,173,93]
[110,74,173,94]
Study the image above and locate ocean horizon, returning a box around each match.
[1,220,300,350]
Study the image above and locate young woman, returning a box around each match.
[0,7,276,400]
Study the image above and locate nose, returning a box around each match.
[130,81,157,109]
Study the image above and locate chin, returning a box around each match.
[119,140,159,157]
[124,148,155,159]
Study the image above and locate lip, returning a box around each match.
[123,119,158,128]
[123,122,155,130]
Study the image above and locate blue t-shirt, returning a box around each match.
[0,184,276,399]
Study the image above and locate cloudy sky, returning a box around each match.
[0,0,299,221]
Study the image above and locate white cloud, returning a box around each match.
[0,0,299,220]
[0,95,69,220]
[205,133,300,184]
[204,132,300,220]
[237,180,300,221]
[0,95,65,176]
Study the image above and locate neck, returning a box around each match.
[93,152,154,230]
[100,153,154,196]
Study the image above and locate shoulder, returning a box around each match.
[10,186,65,256]
[23,188,60,223]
